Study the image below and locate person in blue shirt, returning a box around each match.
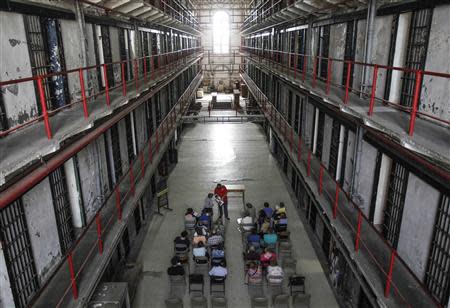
[263,228,278,247]
[247,229,261,245]
[262,202,273,218]
[198,209,212,229]
[274,213,288,232]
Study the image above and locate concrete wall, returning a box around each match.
[420,4,450,122]
[0,249,14,308]
[0,12,38,128]
[22,178,62,284]
[397,174,440,280]
[60,19,83,103]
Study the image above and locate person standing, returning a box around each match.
[214,183,229,220]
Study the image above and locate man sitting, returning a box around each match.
[167,256,185,276]
[174,231,190,253]
[198,210,212,230]
[209,260,228,278]
[267,260,284,284]
[192,229,207,246]
[263,228,278,248]
[193,241,209,261]
[203,193,215,215]
[247,229,261,249]
[207,230,224,247]
[184,208,197,229]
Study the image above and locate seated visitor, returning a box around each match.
[192,229,207,246]
[246,261,262,284]
[184,208,197,228]
[263,202,274,218]
[257,209,267,229]
[260,248,277,268]
[273,202,286,219]
[209,260,228,278]
[267,260,284,284]
[243,202,256,220]
[260,218,271,234]
[239,211,255,232]
[203,193,215,215]
[193,241,209,259]
[244,246,260,261]
[207,230,224,247]
[198,210,212,229]
[167,256,185,276]
[247,229,261,246]
[274,213,288,232]
[263,228,278,247]
[174,231,190,252]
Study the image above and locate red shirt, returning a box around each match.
[214,186,228,203]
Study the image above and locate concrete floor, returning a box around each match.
[133,122,339,308]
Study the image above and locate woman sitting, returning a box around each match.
[193,241,209,263]
[246,261,262,284]
[184,208,198,229]
[267,260,284,284]
[260,248,277,269]
[192,228,207,246]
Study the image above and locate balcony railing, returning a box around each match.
[241,46,450,137]
[0,47,202,139]
[241,69,443,308]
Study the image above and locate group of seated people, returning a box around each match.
[240,202,289,286]
[167,199,228,285]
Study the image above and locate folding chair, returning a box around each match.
[194,256,209,273]
[292,293,311,308]
[190,295,208,308]
[288,275,305,296]
[211,296,227,308]
[272,294,290,308]
[169,274,186,297]
[277,231,290,244]
[189,274,204,295]
[165,297,184,308]
[281,257,297,276]
[250,296,269,308]
[210,275,226,295]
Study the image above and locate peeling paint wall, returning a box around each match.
[0,248,15,308]
[76,137,109,222]
[22,178,62,284]
[397,174,440,280]
[420,4,450,122]
[109,26,122,85]
[358,140,377,216]
[343,130,356,192]
[60,19,83,103]
[329,23,346,86]
[353,19,366,90]
[0,12,38,128]
[372,15,393,98]
[85,23,100,97]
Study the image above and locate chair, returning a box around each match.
[292,293,311,308]
[278,242,292,259]
[185,218,196,233]
[165,297,184,308]
[194,256,209,272]
[277,231,290,243]
[288,275,305,296]
[169,274,186,287]
[190,295,208,308]
[189,274,204,294]
[211,296,227,308]
[281,257,297,276]
[272,294,290,308]
[210,275,226,295]
[251,296,269,308]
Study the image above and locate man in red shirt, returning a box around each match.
[214,183,229,220]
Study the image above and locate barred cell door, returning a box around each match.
[342,20,357,86]
[49,166,75,254]
[425,194,450,306]
[315,111,325,160]
[110,124,123,183]
[400,9,433,107]
[382,161,409,248]
[296,29,307,71]
[328,119,340,179]
[316,25,330,80]
[0,200,39,308]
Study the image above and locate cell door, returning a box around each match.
[100,25,115,87]
[342,20,357,86]
[382,161,409,248]
[294,95,300,134]
[289,31,296,68]
[316,25,330,80]
[296,29,307,71]
[287,90,293,124]
[400,9,432,107]
[49,166,75,254]
[0,200,39,308]
[328,118,340,179]
[110,124,123,183]
[384,14,399,101]
[425,194,450,307]
[315,110,325,160]
[125,114,136,164]
[118,28,132,81]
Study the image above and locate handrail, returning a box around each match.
[240,45,450,137]
[0,47,203,138]
[241,69,443,307]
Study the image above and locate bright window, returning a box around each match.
[213,11,230,54]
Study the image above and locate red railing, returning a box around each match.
[241,46,450,136]
[29,70,202,308]
[241,70,443,308]
[0,47,202,139]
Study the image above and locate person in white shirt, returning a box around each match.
[193,241,209,258]
[267,260,284,284]
[209,261,228,278]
